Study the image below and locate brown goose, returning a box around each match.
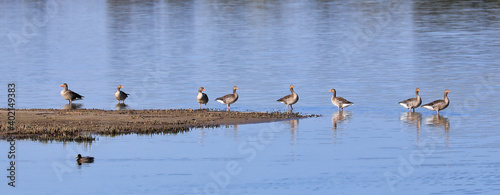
[398,88,422,112]
[215,86,238,111]
[329,88,353,111]
[60,83,84,104]
[421,89,450,115]
[197,87,209,109]
[114,85,129,103]
[277,84,299,113]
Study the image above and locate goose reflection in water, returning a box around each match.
[332,111,351,130]
[286,119,298,144]
[425,114,450,131]
[115,103,129,110]
[62,103,83,110]
[400,112,422,130]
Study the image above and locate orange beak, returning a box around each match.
[203,89,206,91]
[60,84,64,87]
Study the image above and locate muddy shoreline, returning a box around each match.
[0,109,318,142]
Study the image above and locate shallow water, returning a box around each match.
[1,0,500,194]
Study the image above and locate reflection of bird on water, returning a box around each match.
[63,103,83,110]
[400,112,422,130]
[288,119,298,131]
[425,114,450,131]
[332,111,351,130]
[115,103,129,110]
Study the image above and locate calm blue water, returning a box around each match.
[1,0,500,194]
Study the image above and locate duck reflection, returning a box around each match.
[400,112,422,131]
[332,111,351,130]
[286,119,298,161]
[233,124,239,141]
[288,119,298,143]
[425,114,450,131]
[62,103,83,110]
[115,103,129,110]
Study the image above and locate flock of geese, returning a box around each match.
[60,83,450,115]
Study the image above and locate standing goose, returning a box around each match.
[215,86,238,111]
[197,87,209,109]
[277,84,299,113]
[329,88,353,111]
[398,88,422,112]
[422,89,450,115]
[114,85,129,103]
[60,83,84,104]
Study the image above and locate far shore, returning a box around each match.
[0,108,318,142]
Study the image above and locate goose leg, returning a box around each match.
[227,104,230,112]
[205,104,207,109]
[199,103,202,109]
[290,105,293,111]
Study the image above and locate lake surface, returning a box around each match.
[1,0,500,194]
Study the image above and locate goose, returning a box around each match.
[114,85,129,103]
[76,154,94,163]
[197,87,209,109]
[422,89,450,115]
[277,84,299,113]
[215,86,238,111]
[60,83,84,104]
[329,88,353,111]
[398,88,422,112]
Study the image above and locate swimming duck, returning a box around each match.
[277,84,299,113]
[60,83,84,104]
[421,89,450,115]
[76,154,94,163]
[215,86,239,111]
[114,85,129,103]
[329,88,353,111]
[197,87,209,109]
[398,88,422,112]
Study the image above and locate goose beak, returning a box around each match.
[60,84,64,87]
[203,89,206,91]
